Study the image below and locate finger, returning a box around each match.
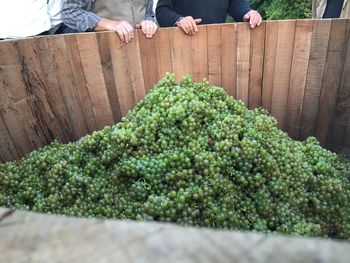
[121,25,131,43]
[184,19,194,35]
[179,21,189,34]
[135,24,141,29]
[146,24,152,38]
[141,22,147,35]
[190,18,198,33]
[116,28,125,42]
[257,16,262,26]
[122,27,130,43]
[126,24,134,40]
[194,18,202,24]
[151,24,157,36]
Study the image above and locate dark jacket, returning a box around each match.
[156,0,252,27]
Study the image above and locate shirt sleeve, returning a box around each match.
[228,0,252,22]
[61,0,101,32]
[144,0,157,23]
[156,0,182,27]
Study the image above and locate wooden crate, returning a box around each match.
[0,20,349,162]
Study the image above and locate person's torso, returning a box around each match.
[0,0,51,38]
[172,0,229,24]
[92,0,147,26]
[314,0,349,18]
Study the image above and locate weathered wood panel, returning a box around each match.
[1,208,350,263]
[286,20,313,138]
[0,20,349,162]
[315,20,349,145]
[271,20,296,130]
[300,20,331,140]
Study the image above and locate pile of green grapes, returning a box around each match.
[1,74,349,239]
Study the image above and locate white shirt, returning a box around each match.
[0,0,62,39]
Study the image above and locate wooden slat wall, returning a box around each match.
[0,20,349,162]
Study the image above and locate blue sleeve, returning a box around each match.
[228,0,252,22]
[156,0,182,27]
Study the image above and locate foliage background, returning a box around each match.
[227,0,312,21]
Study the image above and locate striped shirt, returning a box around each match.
[61,0,155,32]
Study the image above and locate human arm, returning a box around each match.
[156,0,183,27]
[137,0,158,38]
[228,0,262,28]
[61,0,134,43]
[156,0,201,35]
[61,0,101,32]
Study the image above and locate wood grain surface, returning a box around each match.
[0,207,349,263]
[0,20,349,162]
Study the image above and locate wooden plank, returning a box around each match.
[191,25,208,83]
[271,20,296,130]
[96,32,123,123]
[207,24,222,87]
[286,20,314,139]
[65,34,98,134]
[76,33,114,130]
[156,28,173,81]
[343,118,350,156]
[138,30,160,91]
[1,209,350,263]
[300,20,331,140]
[315,20,349,146]
[327,20,350,151]
[170,28,193,82]
[16,39,55,147]
[35,37,75,143]
[128,32,146,103]
[236,23,251,105]
[249,22,266,109]
[45,36,88,141]
[221,24,237,97]
[0,117,20,162]
[0,41,33,158]
[262,21,278,112]
[109,33,136,117]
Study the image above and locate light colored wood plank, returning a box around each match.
[127,32,146,102]
[65,34,98,134]
[96,32,122,123]
[300,20,331,140]
[262,21,278,112]
[249,22,266,109]
[191,25,208,83]
[1,209,350,263]
[271,20,296,130]
[286,20,314,139]
[170,28,193,82]
[221,24,237,97]
[76,33,114,130]
[138,30,160,91]
[157,28,173,81]
[327,20,350,151]
[315,20,349,145]
[236,23,251,105]
[109,33,136,117]
[46,36,88,141]
[35,37,75,143]
[207,24,222,87]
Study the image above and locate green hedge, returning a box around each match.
[227,0,312,21]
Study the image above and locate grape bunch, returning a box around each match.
[0,74,349,239]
